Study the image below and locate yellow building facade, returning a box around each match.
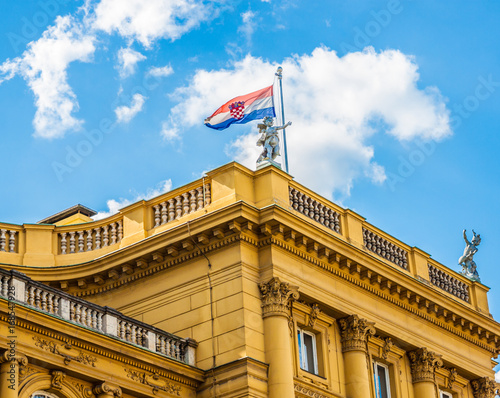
[0,162,499,398]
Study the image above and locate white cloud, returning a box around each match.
[147,64,174,78]
[239,10,257,46]
[93,179,173,220]
[160,119,180,141]
[0,15,95,139]
[115,93,146,123]
[165,46,451,199]
[91,0,213,47]
[116,47,146,78]
[496,370,500,383]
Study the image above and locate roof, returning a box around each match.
[37,204,97,224]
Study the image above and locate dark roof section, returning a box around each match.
[37,204,97,224]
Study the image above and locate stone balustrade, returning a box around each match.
[428,264,470,302]
[0,268,195,365]
[153,183,211,228]
[59,220,123,254]
[363,228,408,270]
[0,228,18,253]
[289,186,341,233]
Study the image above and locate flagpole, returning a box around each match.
[275,66,289,174]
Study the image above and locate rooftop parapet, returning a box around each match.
[0,162,491,315]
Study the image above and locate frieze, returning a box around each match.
[33,336,97,367]
[125,368,182,396]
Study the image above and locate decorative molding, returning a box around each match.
[471,377,499,398]
[338,314,375,353]
[258,277,299,319]
[294,382,333,398]
[125,368,182,396]
[33,336,97,367]
[408,347,443,383]
[93,382,122,397]
[18,365,39,383]
[51,370,66,389]
[72,381,95,398]
[0,349,28,366]
[308,303,321,328]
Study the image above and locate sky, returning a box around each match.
[1,0,500,378]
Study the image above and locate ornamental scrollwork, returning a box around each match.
[408,347,443,383]
[51,370,66,389]
[33,336,97,367]
[258,277,299,319]
[308,303,321,328]
[125,368,182,396]
[93,382,122,397]
[338,314,375,353]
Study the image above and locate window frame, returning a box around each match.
[440,391,453,398]
[297,327,319,375]
[373,360,392,398]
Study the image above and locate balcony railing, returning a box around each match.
[0,268,196,365]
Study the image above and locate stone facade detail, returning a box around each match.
[408,347,443,383]
[471,377,499,398]
[258,277,299,318]
[51,370,66,389]
[308,303,321,328]
[338,315,375,353]
[93,382,122,397]
[363,228,408,269]
[428,264,470,302]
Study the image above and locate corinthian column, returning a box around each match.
[0,350,28,398]
[338,315,375,398]
[408,347,443,398]
[471,377,499,398]
[259,277,299,398]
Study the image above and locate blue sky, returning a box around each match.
[1,0,500,371]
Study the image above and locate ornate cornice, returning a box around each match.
[471,377,499,398]
[408,347,443,383]
[338,314,375,353]
[93,382,122,397]
[258,277,299,318]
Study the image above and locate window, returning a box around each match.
[297,328,318,374]
[373,361,391,398]
[31,392,59,398]
[440,392,453,398]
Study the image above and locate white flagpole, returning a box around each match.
[275,66,289,173]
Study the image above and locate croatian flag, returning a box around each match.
[204,85,276,130]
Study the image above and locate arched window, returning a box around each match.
[31,392,60,398]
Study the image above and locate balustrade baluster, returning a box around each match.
[161,202,168,225]
[95,228,101,249]
[69,232,76,254]
[60,232,67,254]
[78,231,84,252]
[8,231,16,252]
[0,229,6,251]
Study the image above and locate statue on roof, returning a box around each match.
[459,229,481,282]
[256,117,291,165]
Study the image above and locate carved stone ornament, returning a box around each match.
[381,337,394,360]
[471,377,500,398]
[51,370,66,389]
[447,367,457,389]
[408,347,443,384]
[258,277,299,319]
[72,381,94,398]
[0,349,28,366]
[33,336,97,367]
[93,382,122,397]
[308,303,321,328]
[125,368,182,396]
[338,314,375,353]
[19,365,39,383]
[294,382,330,398]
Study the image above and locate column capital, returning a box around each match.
[0,350,27,366]
[471,377,499,398]
[338,314,375,353]
[93,382,122,397]
[258,277,299,318]
[408,347,443,384]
